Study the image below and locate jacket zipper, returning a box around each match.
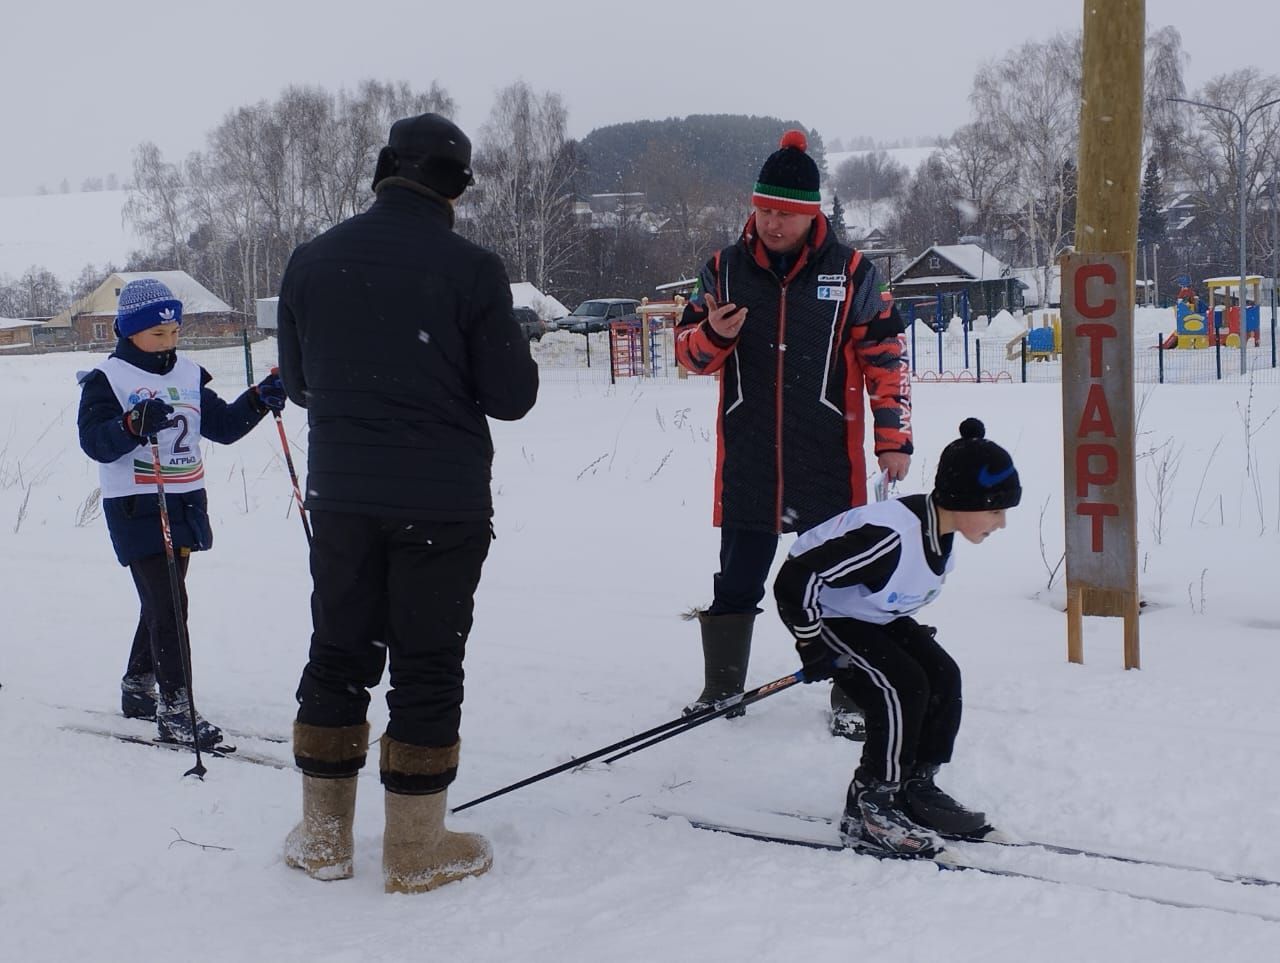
[775,282,787,532]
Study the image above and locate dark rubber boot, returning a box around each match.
[683,612,754,720]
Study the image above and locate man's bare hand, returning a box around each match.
[703,294,747,339]
[878,451,911,482]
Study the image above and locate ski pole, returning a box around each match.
[602,671,802,765]
[148,435,206,780]
[267,367,311,544]
[451,671,803,814]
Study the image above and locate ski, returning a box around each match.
[657,811,1280,925]
[62,724,292,770]
[769,809,1280,889]
[63,706,290,745]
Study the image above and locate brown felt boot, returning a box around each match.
[284,721,370,881]
[381,736,493,894]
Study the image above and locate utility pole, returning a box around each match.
[1153,243,1160,308]
[1272,173,1278,338]
[1061,0,1143,668]
[1169,94,1280,376]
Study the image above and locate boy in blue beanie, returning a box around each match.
[76,277,286,748]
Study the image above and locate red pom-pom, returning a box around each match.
[779,129,808,152]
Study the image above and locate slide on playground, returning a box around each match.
[1160,333,1177,350]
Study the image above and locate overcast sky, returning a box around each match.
[4,0,1274,196]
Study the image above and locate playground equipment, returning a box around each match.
[1204,275,1261,347]
[1166,276,1261,349]
[609,296,684,379]
[1170,286,1210,348]
[1006,312,1061,361]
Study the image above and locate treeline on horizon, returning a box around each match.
[4,25,1279,323]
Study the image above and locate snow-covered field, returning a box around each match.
[3,344,1279,962]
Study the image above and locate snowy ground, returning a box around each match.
[3,345,1279,962]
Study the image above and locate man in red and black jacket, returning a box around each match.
[675,130,912,728]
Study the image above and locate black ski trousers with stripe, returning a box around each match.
[295,510,492,749]
[824,616,962,785]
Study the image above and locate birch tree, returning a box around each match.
[971,33,1081,306]
[470,82,582,291]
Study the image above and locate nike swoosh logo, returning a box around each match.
[978,464,1016,487]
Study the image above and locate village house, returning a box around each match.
[891,243,1023,325]
[44,271,244,347]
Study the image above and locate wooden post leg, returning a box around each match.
[1067,586,1084,664]
[1123,591,1141,670]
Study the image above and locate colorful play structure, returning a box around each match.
[1006,312,1061,361]
[608,296,684,379]
[1165,276,1262,349]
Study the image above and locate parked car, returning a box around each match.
[514,306,547,342]
[560,298,641,334]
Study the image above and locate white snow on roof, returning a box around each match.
[1011,264,1062,307]
[511,281,568,321]
[0,190,142,282]
[893,244,1013,284]
[928,244,1012,281]
[110,272,233,314]
[0,316,37,331]
[895,274,977,286]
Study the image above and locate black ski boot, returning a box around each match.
[838,777,943,858]
[156,689,224,749]
[683,612,754,720]
[828,684,866,741]
[900,764,989,838]
[121,673,158,720]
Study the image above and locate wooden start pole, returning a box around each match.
[1060,0,1145,668]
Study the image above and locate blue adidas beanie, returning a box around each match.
[114,278,183,338]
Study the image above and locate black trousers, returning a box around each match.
[295,510,492,747]
[706,527,780,615]
[823,617,963,785]
[124,551,191,693]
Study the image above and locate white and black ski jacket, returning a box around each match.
[774,493,953,635]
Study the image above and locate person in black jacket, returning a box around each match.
[277,113,538,894]
[77,277,284,749]
[674,131,913,732]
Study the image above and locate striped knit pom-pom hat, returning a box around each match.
[751,129,821,216]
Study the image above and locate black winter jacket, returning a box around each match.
[77,338,268,565]
[675,214,912,533]
[277,183,538,520]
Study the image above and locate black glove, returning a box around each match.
[122,398,175,438]
[252,372,286,412]
[796,639,835,683]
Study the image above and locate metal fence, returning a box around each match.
[905,319,1280,385]
[190,320,1280,392]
